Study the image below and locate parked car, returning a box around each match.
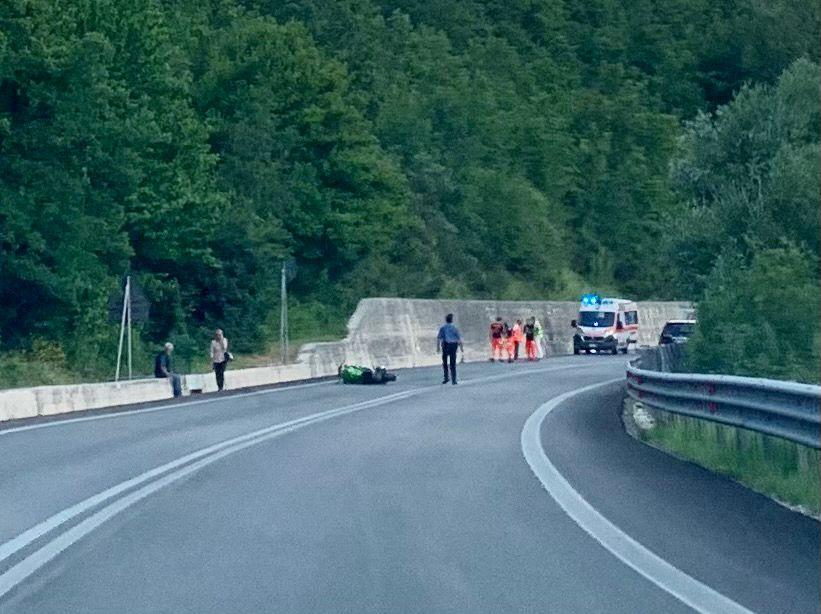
[658,320,696,345]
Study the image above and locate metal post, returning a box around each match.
[280,263,286,364]
[284,282,289,364]
[126,275,132,380]
[115,277,128,382]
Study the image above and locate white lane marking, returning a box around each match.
[0,363,589,561]
[0,381,333,437]
[521,379,755,614]
[0,388,425,599]
[0,356,602,437]
[1,361,592,599]
[0,388,420,569]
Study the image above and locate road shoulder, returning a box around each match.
[536,381,819,614]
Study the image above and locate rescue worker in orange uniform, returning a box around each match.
[489,317,505,362]
[524,317,538,361]
[511,319,524,361]
[504,322,515,363]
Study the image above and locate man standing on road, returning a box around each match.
[437,313,463,385]
[210,329,230,392]
[154,342,182,397]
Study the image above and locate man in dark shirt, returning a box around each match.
[155,342,182,397]
[523,318,537,361]
[437,313,463,385]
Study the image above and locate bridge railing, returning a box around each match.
[625,349,821,449]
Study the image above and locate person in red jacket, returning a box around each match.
[511,319,524,361]
[489,317,505,361]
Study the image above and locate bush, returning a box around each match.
[0,350,76,389]
[686,246,820,383]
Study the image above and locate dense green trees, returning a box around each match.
[0,0,817,383]
[668,60,820,380]
[687,247,819,382]
[0,0,225,378]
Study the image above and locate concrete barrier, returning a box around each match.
[0,297,691,423]
[0,362,335,423]
[185,363,316,395]
[0,388,39,422]
[298,298,693,375]
[0,378,174,421]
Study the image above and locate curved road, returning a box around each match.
[0,356,817,613]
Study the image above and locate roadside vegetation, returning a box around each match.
[668,62,820,383]
[635,409,820,516]
[0,0,818,387]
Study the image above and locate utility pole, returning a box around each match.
[115,276,131,382]
[280,262,288,364]
[126,275,132,380]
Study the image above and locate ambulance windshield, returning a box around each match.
[579,311,615,327]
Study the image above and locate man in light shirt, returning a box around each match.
[436,313,463,385]
[210,329,229,391]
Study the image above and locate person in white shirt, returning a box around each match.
[210,329,229,391]
[534,318,545,359]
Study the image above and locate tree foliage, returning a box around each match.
[0,0,817,382]
[668,60,820,381]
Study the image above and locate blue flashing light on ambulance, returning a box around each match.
[571,294,639,355]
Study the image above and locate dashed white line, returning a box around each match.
[0,361,603,601]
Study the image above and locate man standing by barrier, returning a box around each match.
[437,313,463,385]
[210,329,230,391]
[154,342,182,397]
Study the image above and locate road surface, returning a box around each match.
[0,356,817,613]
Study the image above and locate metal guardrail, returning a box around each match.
[626,351,821,449]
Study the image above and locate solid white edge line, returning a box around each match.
[520,378,755,614]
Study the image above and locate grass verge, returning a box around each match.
[627,399,820,517]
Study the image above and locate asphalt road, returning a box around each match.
[0,356,816,613]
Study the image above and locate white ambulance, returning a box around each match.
[572,295,638,355]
